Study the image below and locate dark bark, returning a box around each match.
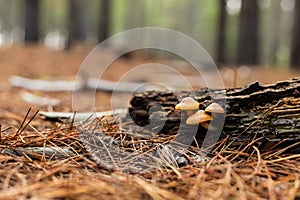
[98,0,111,43]
[237,0,259,65]
[290,0,300,68]
[24,0,39,42]
[128,79,300,153]
[216,0,227,64]
[66,0,88,49]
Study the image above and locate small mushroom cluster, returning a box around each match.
[175,97,225,130]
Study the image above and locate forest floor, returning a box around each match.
[0,44,299,199]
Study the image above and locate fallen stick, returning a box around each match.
[1,147,76,160]
[39,108,127,122]
[9,75,148,92]
[10,75,78,91]
[20,91,60,106]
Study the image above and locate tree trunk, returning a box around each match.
[237,0,259,65]
[290,0,300,68]
[216,0,227,64]
[98,0,111,43]
[24,0,39,42]
[66,0,88,49]
[262,0,281,66]
[128,79,300,153]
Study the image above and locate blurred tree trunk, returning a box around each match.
[290,0,300,68]
[262,0,281,66]
[24,0,39,42]
[216,0,227,64]
[2,1,13,31]
[67,0,88,49]
[237,0,259,65]
[98,0,111,43]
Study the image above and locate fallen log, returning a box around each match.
[128,78,300,153]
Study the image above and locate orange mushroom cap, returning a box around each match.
[175,97,199,110]
[205,103,225,114]
[186,110,211,125]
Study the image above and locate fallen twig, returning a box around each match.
[20,91,60,106]
[39,108,127,122]
[10,75,146,92]
[2,147,76,160]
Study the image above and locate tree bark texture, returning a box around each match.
[237,0,259,65]
[24,0,39,42]
[290,0,300,68]
[98,0,111,43]
[66,0,88,49]
[216,0,227,64]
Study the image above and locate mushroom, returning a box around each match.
[199,122,218,130]
[186,110,219,130]
[186,110,211,125]
[175,97,199,116]
[205,102,225,117]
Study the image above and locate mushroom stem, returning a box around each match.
[200,122,218,130]
[186,110,194,116]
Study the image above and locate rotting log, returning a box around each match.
[128,78,300,153]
